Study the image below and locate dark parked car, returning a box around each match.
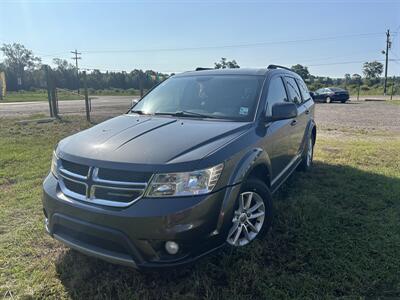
[311,87,349,103]
[42,65,316,269]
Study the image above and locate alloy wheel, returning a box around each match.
[226,191,265,246]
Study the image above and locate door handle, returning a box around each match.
[305,109,310,115]
[290,119,297,126]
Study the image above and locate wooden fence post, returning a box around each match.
[390,77,394,101]
[51,84,58,118]
[139,71,144,98]
[45,65,54,118]
[83,71,91,123]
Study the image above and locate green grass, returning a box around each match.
[88,88,141,96]
[1,89,140,103]
[1,90,84,103]
[387,100,400,105]
[0,116,399,299]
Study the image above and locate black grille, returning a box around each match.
[97,167,152,183]
[61,159,89,176]
[63,178,86,195]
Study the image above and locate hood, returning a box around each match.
[59,114,252,165]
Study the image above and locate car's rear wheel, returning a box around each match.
[298,133,314,171]
[326,96,332,103]
[341,99,347,103]
[226,179,272,247]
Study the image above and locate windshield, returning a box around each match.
[131,75,264,121]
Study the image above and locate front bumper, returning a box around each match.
[42,174,241,269]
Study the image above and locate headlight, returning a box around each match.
[51,150,59,178]
[146,163,224,197]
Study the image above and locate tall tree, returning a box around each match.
[214,57,240,69]
[351,73,362,84]
[291,64,310,80]
[0,43,41,89]
[362,61,383,79]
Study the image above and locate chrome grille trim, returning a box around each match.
[58,161,149,208]
[59,167,88,181]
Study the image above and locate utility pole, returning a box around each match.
[383,29,391,95]
[71,49,82,94]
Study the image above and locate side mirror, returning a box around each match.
[267,102,298,122]
[309,92,315,99]
[131,99,139,107]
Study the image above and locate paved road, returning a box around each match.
[0,96,136,117]
[1,96,399,134]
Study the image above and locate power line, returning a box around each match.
[80,32,386,54]
[307,59,400,67]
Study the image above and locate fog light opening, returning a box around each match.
[165,241,179,255]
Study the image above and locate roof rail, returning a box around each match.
[267,64,292,71]
[195,67,213,71]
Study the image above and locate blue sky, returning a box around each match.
[0,0,399,77]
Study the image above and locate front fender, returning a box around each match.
[227,148,271,186]
[214,148,271,234]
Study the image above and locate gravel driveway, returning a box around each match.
[315,101,400,134]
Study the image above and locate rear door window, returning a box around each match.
[284,77,302,105]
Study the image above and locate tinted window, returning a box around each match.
[296,78,312,101]
[132,75,264,121]
[330,87,345,92]
[285,77,302,104]
[266,76,288,114]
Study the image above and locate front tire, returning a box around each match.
[226,179,272,247]
[326,96,332,103]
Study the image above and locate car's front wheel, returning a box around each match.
[226,179,272,247]
[326,96,332,103]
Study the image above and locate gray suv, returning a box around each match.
[42,65,316,269]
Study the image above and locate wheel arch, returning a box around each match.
[228,148,272,188]
[215,148,272,234]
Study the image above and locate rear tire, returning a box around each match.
[298,133,314,172]
[226,178,272,247]
[341,99,347,103]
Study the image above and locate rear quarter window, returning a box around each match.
[284,77,302,105]
[296,78,312,101]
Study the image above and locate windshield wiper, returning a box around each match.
[154,110,217,119]
[131,110,151,115]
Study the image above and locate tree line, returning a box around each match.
[0,43,168,92]
[0,43,396,94]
